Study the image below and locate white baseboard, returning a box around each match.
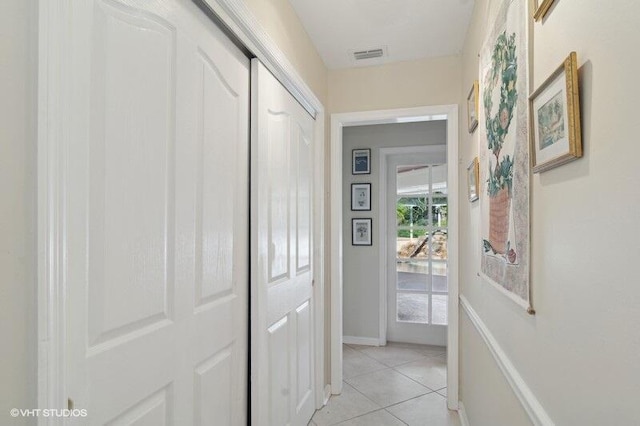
[343,336,380,346]
[323,384,331,405]
[458,401,470,426]
[460,295,554,426]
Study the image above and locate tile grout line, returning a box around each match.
[343,364,391,381]
[345,367,433,412]
[344,344,446,399]
[390,364,441,393]
[331,408,410,426]
[336,344,449,425]
[319,380,383,425]
[382,407,410,426]
[342,379,386,411]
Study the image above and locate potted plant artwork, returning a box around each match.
[483,31,517,263]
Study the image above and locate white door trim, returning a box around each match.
[37,1,72,419]
[38,0,327,417]
[330,105,459,410]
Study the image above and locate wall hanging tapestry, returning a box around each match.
[479,0,533,313]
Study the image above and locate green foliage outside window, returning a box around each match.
[396,194,448,238]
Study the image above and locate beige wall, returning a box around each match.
[458,0,640,424]
[0,0,37,424]
[328,55,461,113]
[242,0,328,105]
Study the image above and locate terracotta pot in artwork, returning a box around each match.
[489,187,511,254]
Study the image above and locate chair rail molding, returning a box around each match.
[460,295,555,426]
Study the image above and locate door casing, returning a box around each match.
[330,106,459,410]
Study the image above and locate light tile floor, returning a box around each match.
[309,342,460,426]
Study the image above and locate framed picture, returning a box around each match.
[467,81,479,133]
[479,0,533,313]
[352,149,371,174]
[352,218,372,246]
[351,183,371,211]
[467,158,479,202]
[533,0,557,21]
[529,52,582,173]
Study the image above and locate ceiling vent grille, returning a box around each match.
[353,48,385,60]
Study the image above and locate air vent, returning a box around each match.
[353,48,384,60]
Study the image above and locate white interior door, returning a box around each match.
[385,151,449,346]
[65,0,249,424]
[251,60,315,426]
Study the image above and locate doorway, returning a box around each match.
[330,106,459,410]
[384,151,449,346]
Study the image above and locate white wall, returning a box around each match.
[342,121,446,340]
[0,0,38,424]
[458,0,640,424]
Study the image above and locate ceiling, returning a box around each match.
[288,0,475,69]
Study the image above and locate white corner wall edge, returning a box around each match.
[459,295,555,426]
[342,336,381,347]
[458,401,470,426]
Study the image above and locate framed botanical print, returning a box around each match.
[352,218,372,246]
[529,52,582,173]
[351,183,371,211]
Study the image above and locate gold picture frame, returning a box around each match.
[533,0,557,21]
[529,52,582,173]
[467,157,479,202]
[467,80,479,133]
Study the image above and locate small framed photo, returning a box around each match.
[351,183,371,211]
[529,52,582,173]
[467,81,479,133]
[533,0,557,21]
[352,218,372,246]
[467,157,479,202]
[352,149,371,175]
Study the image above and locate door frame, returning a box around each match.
[330,105,459,410]
[37,0,327,419]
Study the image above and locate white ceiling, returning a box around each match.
[288,0,475,69]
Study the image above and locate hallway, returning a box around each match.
[310,343,460,425]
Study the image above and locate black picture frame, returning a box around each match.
[352,149,371,175]
[351,183,371,211]
[352,218,372,246]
